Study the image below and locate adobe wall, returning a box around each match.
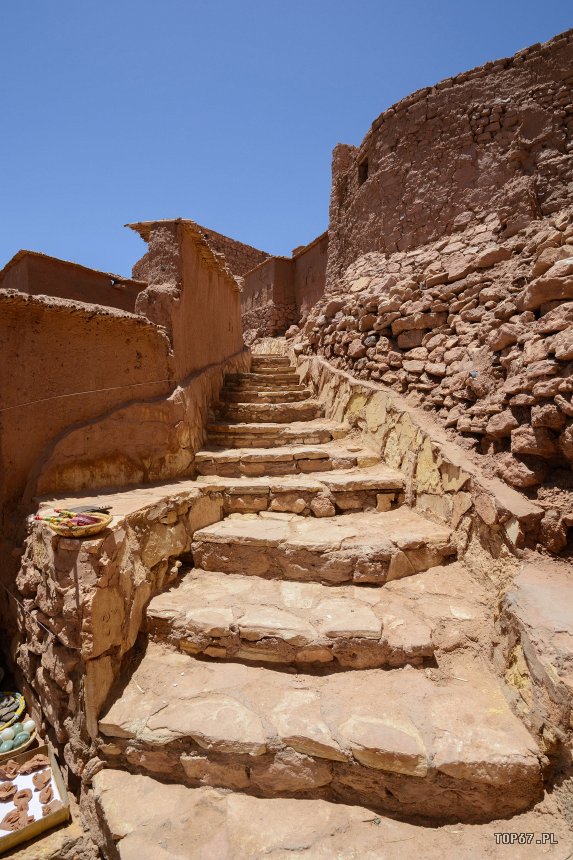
[294,231,328,318]
[242,256,298,338]
[0,252,145,313]
[0,220,248,579]
[0,292,173,548]
[196,225,269,276]
[130,220,245,378]
[242,233,328,340]
[327,30,573,286]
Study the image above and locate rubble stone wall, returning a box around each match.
[14,487,225,786]
[300,209,573,549]
[327,30,573,285]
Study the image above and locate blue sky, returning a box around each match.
[1,1,571,276]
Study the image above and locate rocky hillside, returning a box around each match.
[293,207,573,551]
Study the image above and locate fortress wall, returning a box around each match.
[327,30,573,286]
[0,252,145,313]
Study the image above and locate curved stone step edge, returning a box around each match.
[191,508,457,586]
[98,644,543,824]
[145,563,483,670]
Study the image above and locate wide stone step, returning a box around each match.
[194,463,403,514]
[194,443,380,479]
[192,508,456,585]
[225,373,304,390]
[206,419,347,449]
[218,400,323,423]
[251,355,292,368]
[98,643,542,823]
[146,562,483,669]
[94,770,567,860]
[221,387,312,403]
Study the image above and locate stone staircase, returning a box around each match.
[96,354,545,850]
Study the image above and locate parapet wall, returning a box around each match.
[328,30,573,285]
[0,251,146,313]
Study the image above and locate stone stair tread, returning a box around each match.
[207,418,346,435]
[146,563,484,668]
[194,463,403,492]
[194,509,452,549]
[195,442,379,465]
[191,508,456,585]
[219,400,324,423]
[99,642,542,822]
[93,769,568,860]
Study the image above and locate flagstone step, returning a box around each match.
[92,769,568,860]
[194,463,404,514]
[226,372,302,386]
[194,443,381,479]
[251,355,292,368]
[196,466,404,517]
[205,419,348,449]
[218,399,324,423]
[146,562,484,669]
[98,643,542,823]
[191,508,456,585]
[221,387,312,403]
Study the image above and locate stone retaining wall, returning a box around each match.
[298,355,544,566]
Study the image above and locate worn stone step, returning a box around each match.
[227,370,301,384]
[146,562,484,669]
[194,443,380,479]
[251,355,292,368]
[93,768,568,860]
[221,387,312,404]
[194,463,403,514]
[206,419,347,449]
[218,400,324,423]
[192,508,457,585]
[99,643,542,823]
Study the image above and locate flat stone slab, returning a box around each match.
[219,400,324,424]
[195,443,381,478]
[194,463,403,515]
[192,508,456,585]
[207,418,347,448]
[496,560,573,741]
[221,387,312,403]
[99,643,542,823]
[146,562,484,669]
[93,769,570,860]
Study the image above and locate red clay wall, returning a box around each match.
[0,292,173,541]
[293,232,328,318]
[197,226,269,276]
[327,30,573,286]
[241,233,328,338]
[0,252,145,312]
[242,257,298,337]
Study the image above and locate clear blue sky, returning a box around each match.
[2,1,571,277]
